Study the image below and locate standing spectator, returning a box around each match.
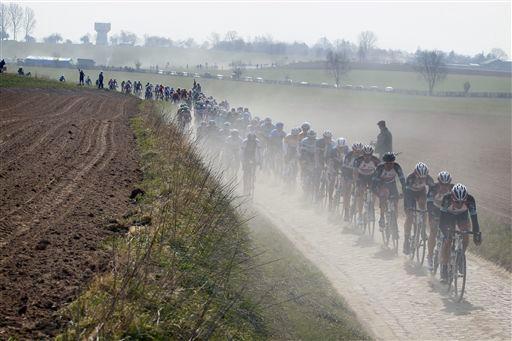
[78,69,85,85]
[375,120,392,159]
[98,72,104,89]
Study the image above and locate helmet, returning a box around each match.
[382,152,395,162]
[414,162,429,178]
[291,127,300,136]
[438,171,452,184]
[264,117,272,123]
[362,145,374,155]
[323,131,333,139]
[352,142,364,152]
[451,183,468,202]
[301,122,311,130]
[223,122,231,127]
[336,137,347,147]
[307,130,317,138]
[231,129,239,137]
[276,122,284,129]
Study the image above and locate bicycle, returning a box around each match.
[332,172,343,214]
[381,194,399,254]
[362,187,376,238]
[408,207,428,265]
[447,229,473,302]
[243,159,256,199]
[431,217,443,275]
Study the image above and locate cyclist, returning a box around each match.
[426,171,454,271]
[268,122,287,174]
[341,143,364,221]
[299,130,318,197]
[283,127,301,182]
[403,162,435,255]
[315,131,335,203]
[372,152,406,231]
[298,122,311,141]
[438,184,482,282]
[353,145,381,226]
[223,129,243,174]
[241,132,262,177]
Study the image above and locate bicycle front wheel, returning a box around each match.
[453,251,467,302]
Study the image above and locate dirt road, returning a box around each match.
[253,181,511,340]
[0,88,141,338]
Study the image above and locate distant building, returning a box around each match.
[23,56,72,68]
[94,22,111,46]
[77,58,96,68]
[479,59,512,72]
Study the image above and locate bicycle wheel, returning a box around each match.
[453,251,467,302]
[410,222,419,261]
[368,199,375,238]
[391,211,399,254]
[418,223,427,266]
[432,247,440,275]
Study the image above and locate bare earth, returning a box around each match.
[253,181,512,340]
[0,88,141,338]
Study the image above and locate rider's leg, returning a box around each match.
[343,179,352,219]
[427,212,438,258]
[355,181,364,216]
[403,190,414,253]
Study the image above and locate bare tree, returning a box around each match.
[208,32,220,47]
[8,3,23,41]
[358,31,377,62]
[80,34,91,44]
[0,3,11,41]
[414,50,447,96]
[22,6,35,41]
[490,48,508,60]
[224,30,238,42]
[326,49,351,88]
[43,33,63,44]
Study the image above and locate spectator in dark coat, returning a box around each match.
[98,72,104,89]
[78,69,85,85]
[375,120,393,159]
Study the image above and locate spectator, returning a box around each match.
[78,69,85,85]
[375,120,392,158]
[0,59,6,73]
[98,72,104,89]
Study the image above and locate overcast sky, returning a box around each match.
[9,0,512,56]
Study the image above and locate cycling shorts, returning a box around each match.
[356,175,373,190]
[377,182,399,200]
[439,212,470,239]
[404,188,427,210]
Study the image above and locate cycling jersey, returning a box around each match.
[269,129,286,149]
[284,134,300,160]
[299,137,316,163]
[372,163,406,192]
[405,173,435,192]
[353,155,381,177]
[241,138,262,164]
[439,193,480,235]
[428,183,454,210]
[315,138,333,167]
[342,151,360,180]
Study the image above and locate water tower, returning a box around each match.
[94,22,111,46]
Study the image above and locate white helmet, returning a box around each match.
[451,183,468,202]
[362,145,374,155]
[307,130,317,138]
[323,131,333,139]
[336,137,347,147]
[301,122,311,131]
[352,142,364,152]
[438,171,452,184]
[291,127,300,136]
[414,162,429,178]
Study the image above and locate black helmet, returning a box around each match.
[382,152,395,162]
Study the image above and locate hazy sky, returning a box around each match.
[9,0,512,56]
